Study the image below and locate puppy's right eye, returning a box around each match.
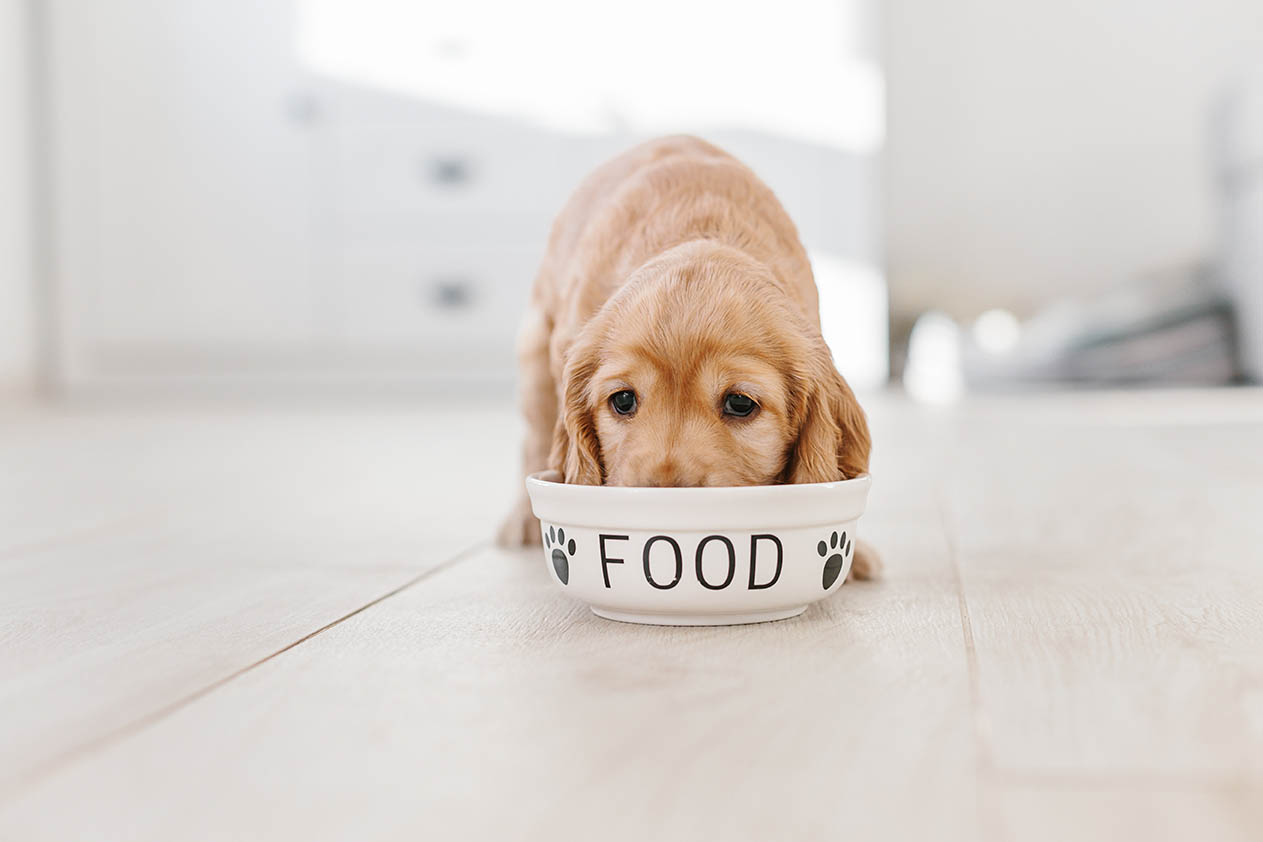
[723,392,758,418]
[609,389,638,416]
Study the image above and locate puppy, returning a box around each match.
[498,136,878,579]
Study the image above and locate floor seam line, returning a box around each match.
[0,540,487,805]
[937,493,996,840]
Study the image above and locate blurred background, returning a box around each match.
[0,0,1261,401]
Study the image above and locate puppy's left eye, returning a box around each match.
[609,389,638,416]
[722,393,758,418]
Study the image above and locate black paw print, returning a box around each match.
[817,530,852,590]
[543,525,576,585]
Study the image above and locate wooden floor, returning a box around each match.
[1,390,1261,841]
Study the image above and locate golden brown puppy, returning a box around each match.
[498,136,878,578]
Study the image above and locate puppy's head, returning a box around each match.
[551,242,870,487]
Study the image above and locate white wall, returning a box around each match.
[0,0,34,392]
[886,0,1263,319]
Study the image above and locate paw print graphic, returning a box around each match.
[817,530,853,590]
[543,525,576,585]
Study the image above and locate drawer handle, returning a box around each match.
[429,276,475,310]
[427,156,473,186]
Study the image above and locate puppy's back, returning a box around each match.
[537,137,815,331]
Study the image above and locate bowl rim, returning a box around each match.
[525,470,872,531]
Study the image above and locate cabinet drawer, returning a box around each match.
[328,122,572,220]
[333,243,541,353]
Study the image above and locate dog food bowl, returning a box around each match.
[525,470,871,626]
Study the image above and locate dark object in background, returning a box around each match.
[964,64,1263,391]
[963,264,1241,388]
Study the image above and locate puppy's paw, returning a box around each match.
[495,497,542,548]
[848,539,882,581]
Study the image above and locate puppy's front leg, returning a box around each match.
[497,304,556,547]
[849,539,882,581]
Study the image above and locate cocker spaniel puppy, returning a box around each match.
[498,136,878,578]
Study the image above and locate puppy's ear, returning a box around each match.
[785,340,871,484]
[548,337,605,485]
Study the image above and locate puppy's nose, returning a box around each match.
[646,460,680,488]
[645,460,703,488]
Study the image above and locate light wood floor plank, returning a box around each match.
[3,391,1261,839]
[0,404,520,796]
[987,782,1263,842]
[0,512,977,841]
[943,419,1263,781]
[927,404,1263,838]
[0,404,521,556]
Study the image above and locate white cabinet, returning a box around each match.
[44,1,883,391]
[325,98,570,222]
[332,235,538,374]
[314,86,562,377]
[46,0,564,389]
[50,0,321,367]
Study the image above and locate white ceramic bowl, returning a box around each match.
[525,470,872,626]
